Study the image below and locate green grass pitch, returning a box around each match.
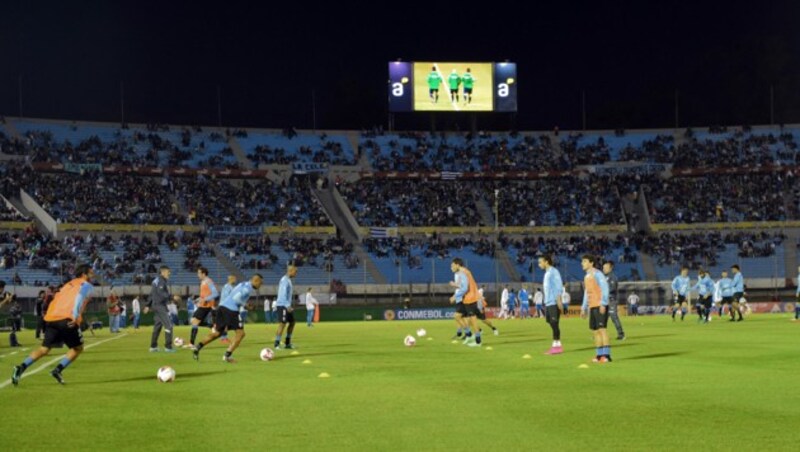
[1,314,798,451]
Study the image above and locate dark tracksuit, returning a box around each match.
[147,275,174,349]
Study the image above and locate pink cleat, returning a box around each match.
[544,346,563,355]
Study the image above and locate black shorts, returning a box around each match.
[429,88,439,94]
[589,307,608,330]
[455,302,467,316]
[545,305,560,324]
[733,292,744,303]
[193,306,214,322]
[464,87,473,94]
[214,307,242,334]
[722,296,733,305]
[674,295,687,305]
[700,295,712,308]
[276,306,295,324]
[450,88,458,93]
[463,303,481,317]
[43,319,84,349]
[476,307,486,321]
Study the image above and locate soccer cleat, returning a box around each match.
[222,355,237,364]
[149,347,159,352]
[617,335,626,341]
[284,344,296,350]
[182,344,194,349]
[220,338,230,344]
[192,349,200,361]
[164,348,177,353]
[599,356,610,363]
[592,356,601,363]
[50,368,65,384]
[544,346,563,355]
[493,329,499,336]
[467,341,482,348]
[11,366,22,386]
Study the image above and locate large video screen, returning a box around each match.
[389,61,517,112]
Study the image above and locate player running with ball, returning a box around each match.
[193,274,263,363]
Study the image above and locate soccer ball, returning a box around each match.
[157,366,176,383]
[404,335,416,347]
[260,348,275,361]
[173,337,184,347]
[416,328,427,337]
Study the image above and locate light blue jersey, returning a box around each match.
[454,271,468,303]
[72,282,95,319]
[694,275,714,297]
[671,275,690,296]
[276,275,294,308]
[220,283,234,302]
[219,281,257,311]
[719,277,733,298]
[732,272,744,293]
[543,267,563,307]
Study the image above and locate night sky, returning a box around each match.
[1,1,798,131]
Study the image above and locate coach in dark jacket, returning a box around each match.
[144,266,179,352]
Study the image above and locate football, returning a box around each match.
[260,347,275,361]
[173,337,184,347]
[416,328,427,337]
[404,335,416,347]
[157,366,176,383]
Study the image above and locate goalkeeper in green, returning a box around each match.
[448,70,461,102]
[427,67,443,103]
[462,68,475,104]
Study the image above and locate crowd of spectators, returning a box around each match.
[632,231,784,269]
[363,234,496,269]
[644,173,796,223]
[248,138,354,166]
[9,126,238,169]
[173,175,331,227]
[339,180,483,227]
[485,176,625,227]
[366,132,568,172]
[221,234,358,272]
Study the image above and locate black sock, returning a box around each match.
[190,328,198,344]
[224,351,232,358]
[19,362,28,372]
[196,343,205,351]
[54,363,65,372]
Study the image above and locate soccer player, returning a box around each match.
[539,255,564,354]
[718,271,733,318]
[461,68,475,104]
[145,265,180,353]
[274,265,298,350]
[499,284,509,319]
[533,288,545,319]
[603,261,625,340]
[305,288,318,327]
[694,269,714,323]
[450,277,471,339]
[189,267,220,347]
[450,258,483,347]
[448,69,461,103]
[518,286,530,319]
[193,274,263,363]
[795,266,800,321]
[218,275,236,343]
[627,291,639,316]
[730,264,745,322]
[671,266,691,321]
[427,66,442,103]
[507,289,517,319]
[580,255,611,363]
[561,284,570,316]
[11,265,95,386]
[476,284,499,335]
